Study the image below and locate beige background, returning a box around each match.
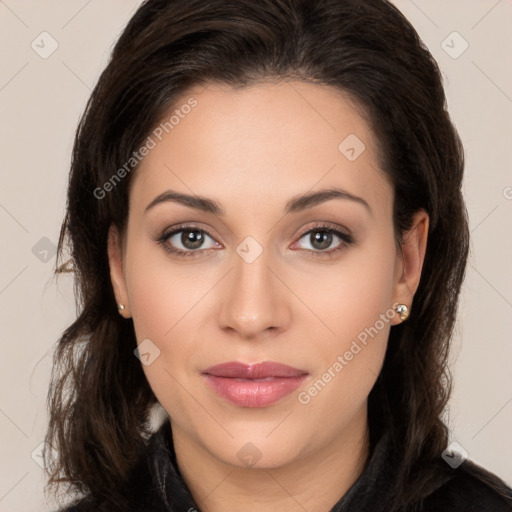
[0,1,511,510]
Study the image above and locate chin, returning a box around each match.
[201,429,306,470]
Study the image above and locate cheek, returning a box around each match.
[297,232,397,352]
[298,234,396,404]
[123,250,200,415]
[298,289,393,425]
[123,241,216,390]
[124,237,210,340]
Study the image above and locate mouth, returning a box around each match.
[202,361,309,408]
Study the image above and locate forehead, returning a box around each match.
[129,80,391,216]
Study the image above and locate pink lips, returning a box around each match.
[202,361,309,408]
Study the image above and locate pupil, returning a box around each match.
[312,231,332,250]
[183,230,204,249]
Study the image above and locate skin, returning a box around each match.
[108,80,428,512]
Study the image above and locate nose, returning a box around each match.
[217,245,291,340]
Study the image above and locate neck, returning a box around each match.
[170,407,371,512]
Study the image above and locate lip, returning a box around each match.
[202,361,309,408]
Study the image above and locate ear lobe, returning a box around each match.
[391,209,429,324]
[107,224,131,317]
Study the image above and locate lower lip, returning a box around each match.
[202,374,308,407]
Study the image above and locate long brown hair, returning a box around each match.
[44,0,506,509]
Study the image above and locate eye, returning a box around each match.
[157,224,221,257]
[156,222,353,259]
[293,223,353,257]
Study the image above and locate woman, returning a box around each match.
[45,0,512,511]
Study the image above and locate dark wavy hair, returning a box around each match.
[44,0,509,509]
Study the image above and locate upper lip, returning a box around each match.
[203,361,308,379]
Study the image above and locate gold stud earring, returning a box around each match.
[395,304,409,321]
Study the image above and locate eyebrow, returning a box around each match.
[144,187,372,216]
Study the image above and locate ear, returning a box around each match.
[390,209,429,325]
[107,224,131,318]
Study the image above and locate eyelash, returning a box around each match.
[156,222,354,259]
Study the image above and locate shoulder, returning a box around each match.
[52,497,95,512]
[422,460,512,512]
[53,486,165,512]
[52,470,165,512]
[52,424,176,512]
[53,496,119,512]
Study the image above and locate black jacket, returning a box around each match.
[61,421,512,512]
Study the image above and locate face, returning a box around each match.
[108,80,428,470]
